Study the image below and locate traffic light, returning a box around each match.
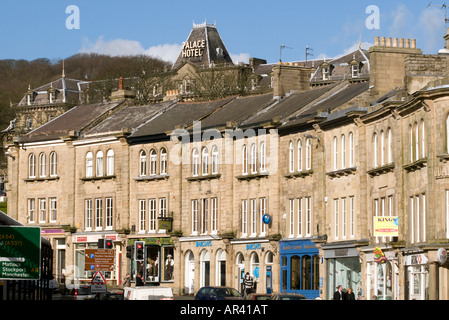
[135,241,145,261]
[98,239,105,249]
[126,245,133,259]
[105,239,113,249]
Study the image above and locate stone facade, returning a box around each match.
[8,28,449,300]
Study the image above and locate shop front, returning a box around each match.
[128,236,175,286]
[403,250,429,300]
[178,237,230,295]
[279,239,320,299]
[364,245,399,300]
[71,232,123,285]
[231,239,277,295]
[322,242,362,300]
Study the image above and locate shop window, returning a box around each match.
[145,246,160,282]
[290,255,301,290]
[162,246,174,281]
[250,252,260,281]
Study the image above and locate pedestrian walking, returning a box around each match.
[333,285,344,300]
[243,272,253,297]
[344,287,355,300]
[136,272,144,286]
[123,273,131,287]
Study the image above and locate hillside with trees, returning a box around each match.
[0,53,170,132]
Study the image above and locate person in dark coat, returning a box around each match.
[344,287,356,300]
[333,285,344,300]
[135,272,144,286]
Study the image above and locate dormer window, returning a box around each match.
[322,67,329,80]
[49,90,55,103]
[321,62,331,81]
[351,64,359,78]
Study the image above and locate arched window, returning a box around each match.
[250,143,257,174]
[306,138,312,170]
[139,150,147,176]
[212,145,219,174]
[202,147,209,175]
[260,142,266,172]
[106,149,114,176]
[333,137,338,170]
[380,130,385,166]
[86,152,93,178]
[29,153,36,178]
[297,140,303,171]
[421,119,425,159]
[160,148,167,175]
[414,122,419,162]
[39,153,46,177]
[341,135,346,169]
[242,145,248,175]
[289,141,294,173]
[349,132,354,167]
[387,128,392,164]
[446,115,449,153]
[192,148,199,176]
[409,124,413,163]
[50,152,57,176]
[96,151,103,177]
[250,252,260,281]
[149,149,157,175]
[373,133,378,168]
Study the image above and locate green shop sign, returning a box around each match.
[130,237,173,246]
[0,226,41,280]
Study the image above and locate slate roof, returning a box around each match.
[18,77,87,106]
[241,83,341,128]
[280,81,370,130]
[128,97,237,140]
[84,101,176,138]
[198,93,276,130]
[20,101,124,143]
[172,23,234,70]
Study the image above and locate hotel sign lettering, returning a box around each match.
[182,40,206,58]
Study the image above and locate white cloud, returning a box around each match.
[144,43,182,64]
[80,36,182,63]
[230,53,250,64]
[389,4,412,36]
[418,7,445,52]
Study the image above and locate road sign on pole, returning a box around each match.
[91,271,107,293]
[0,226,41,280]
[84,249,114,271]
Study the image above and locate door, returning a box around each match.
[185,251,194,295]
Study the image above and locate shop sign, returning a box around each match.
[280,240,318,254]
[196,241,212,247]
[373,216,398,237]
[405,253,428,265]
[373,247,387,264]
[246,243,262,250]
[437,248,447,265]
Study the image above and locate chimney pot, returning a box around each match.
[411,39,416,49]
[381,37,386,46]
[393,38,398,47]
[399,38,404,48]
[405,39,410,48]
[374,36,380,46]
[386,37,392,47]
[119,77,124,90]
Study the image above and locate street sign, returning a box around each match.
[91,271,107,293]
[0,226,41,280]
[84,249,114,271]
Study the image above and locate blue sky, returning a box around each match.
[0,0,446,64]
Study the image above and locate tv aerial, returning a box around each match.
[279,44,293,63]
[428,2,449,31]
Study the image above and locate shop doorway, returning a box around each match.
[236,252,245,293]
[185,251,194,295]
[200,250,210,287]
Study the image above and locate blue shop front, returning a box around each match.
[280,239,320,299]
